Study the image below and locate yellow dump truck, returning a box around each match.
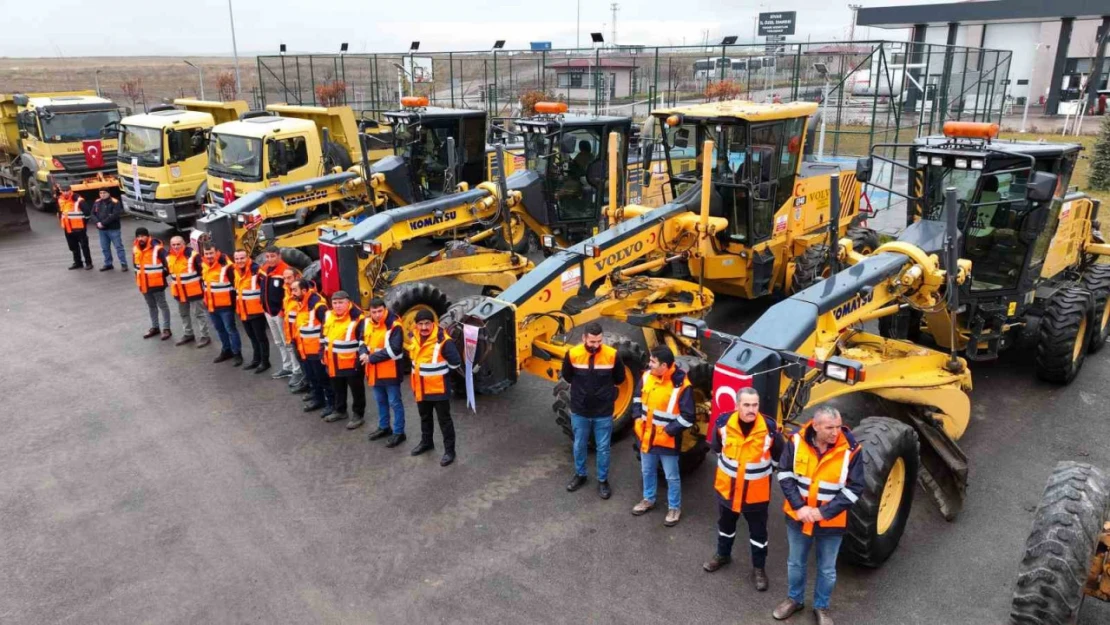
[0,91,122,211]
[117,99,249,229]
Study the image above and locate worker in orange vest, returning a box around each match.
[279,266,309,393]
[133,227,172,340]
[166,236,211,348]
[703,387,784,593]
[772,406,864,625]
[290,277,335,418]
[232,249,271,373]
[407,308,462,466]
[359,297,408,447]
[321,290,366,429]
[201,244,243,365]
[56,185,93,270]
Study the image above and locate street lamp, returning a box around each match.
[813,63,831,160]
[94,70,102,98]
[227,0,242,94]
[183,60,204,100]
[393,62,414,105]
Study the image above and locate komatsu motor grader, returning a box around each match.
[856,121,1110,383]
[672,184,976,569]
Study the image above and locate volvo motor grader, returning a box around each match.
[855,121,1110,383]
[673,184,976,569]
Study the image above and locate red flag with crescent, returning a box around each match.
[82,140,104,168]
[222,180,236,206]
[708,363,753,444]
[318,241,340,297]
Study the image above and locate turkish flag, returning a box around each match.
[707,363,753,444]
[318,241,340,296]
[82,140,104,168]
[222,180,236,206]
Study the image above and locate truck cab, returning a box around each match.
[0,91,122,211]
[117,99,248,228]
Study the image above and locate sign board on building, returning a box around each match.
[758,11,796,37]
[530,41,552,51]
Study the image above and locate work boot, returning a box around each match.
[410,441,434,456]
[160,329,172,341]
[345,414,365,430]
[663,508,682,527]
[598,480,612,500]
[253,361,271,375]
[772,598,804,621]
[84,264,93,270]
[324,410,346,423]
[99,265,114,272]
[290,382,310,394]
[813,609,834,625]
[631,499,655,516]
[302,400,324,412]
[753,568,769,592]
[703,554,731,573]
[271,368,292,379]
[440,451,456,467]
[175,335,195,346]
[319,406,335,420]
[213,350,233,363]
[68,262,82,270]
[244,360,260,371]
[368,427,392,441]
[566,474,588,492]
[288,372,304,386]
[301,393,315,402]
[385,433,407,448]
[120,266,128,272]
[231,353,243,367]
[196,337,211,348]
[143,328,160,339]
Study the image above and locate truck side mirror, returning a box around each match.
[640,143,653,171]
[855,157,873,183]
[12,94,29,107]
[1019,206,1049,243]
[1026,171,1057,203]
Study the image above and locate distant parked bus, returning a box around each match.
[694,56,776,82]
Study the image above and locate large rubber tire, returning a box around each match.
[840,416,921,568]
[490,212,531,254]
[553,335,647,446]
[323,140,353,172]
[254,247,313,271]
[791,244,830,293]
[878,309,923,343]
[846,226,880,255]
[24,171,51,212]
[1010,461,1110,625]
[1081,264,1110,354]
[385,282,451,338]
[1035,287,1093,384]
[302,260,321,289]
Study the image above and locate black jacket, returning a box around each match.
[92,197,123,230]
[259,262,289,317]
[560,345,626,417]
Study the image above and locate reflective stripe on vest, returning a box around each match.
[168,251,203,302]
[296,295,326,358]
[203,262,234,311]
[235,272,264,319]
[714,413,774,511]
[134,242,166,293]
[409,330,451,401]
[365,313,403,385]
[323,312,361,376]
[783,428,857,535]
[634,368,691,453]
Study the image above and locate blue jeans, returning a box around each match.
[785,520,843,610]
[97,228,127,267]
[373,384,406,434]
[572,414,613,481]
[640,452,681,510]
[207,309,242,354]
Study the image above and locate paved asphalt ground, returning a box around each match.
[3,208,1110,625]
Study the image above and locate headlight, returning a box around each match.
[930,156,943,167]
[969,160,984,170]
[954,158,968,169]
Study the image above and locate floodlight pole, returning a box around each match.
[227,0,242,94]
[819,76,829,161]
[184,60,204,100]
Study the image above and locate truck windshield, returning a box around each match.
[207,133,262,182]
[118,125,163,167]
[39,109,121,143]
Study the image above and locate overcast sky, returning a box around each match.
[1,0,933,58]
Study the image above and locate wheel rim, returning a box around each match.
[28,184,43,207]
[402,305,438,337]
[506,214,526,246]
[1073,316,1089,363]
[877,457,906,535]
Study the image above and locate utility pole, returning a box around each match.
[848,4,862,43]
[611,3,619,47]
[227,0,242,94]
[577,0,581,49]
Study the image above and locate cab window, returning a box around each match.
[553,128,602,222]
[275,136,309,171]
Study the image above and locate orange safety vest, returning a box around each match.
[634,366,692,454]
[167,249,203,302]
[282,287,299,343]
[408,328,452,401]
[233,264,265,320]
[294,291,327,359]
[201,255,235,312]
[58,194,87,233]
[322,310,362,376]
[784,424,860,536]
[363,311,404,385]
[133,239,167,293]
[715,413,776,512]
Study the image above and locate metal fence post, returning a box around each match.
[449,52,455,108]
[308,56,317,105]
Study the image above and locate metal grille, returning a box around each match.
[120,176,159,202]
[55,151,118,172]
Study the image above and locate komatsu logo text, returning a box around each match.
[832,291,874,320]
[593,240,644,271]
[408,210,457,231]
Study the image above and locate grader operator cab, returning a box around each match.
[857,121,1110,383]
